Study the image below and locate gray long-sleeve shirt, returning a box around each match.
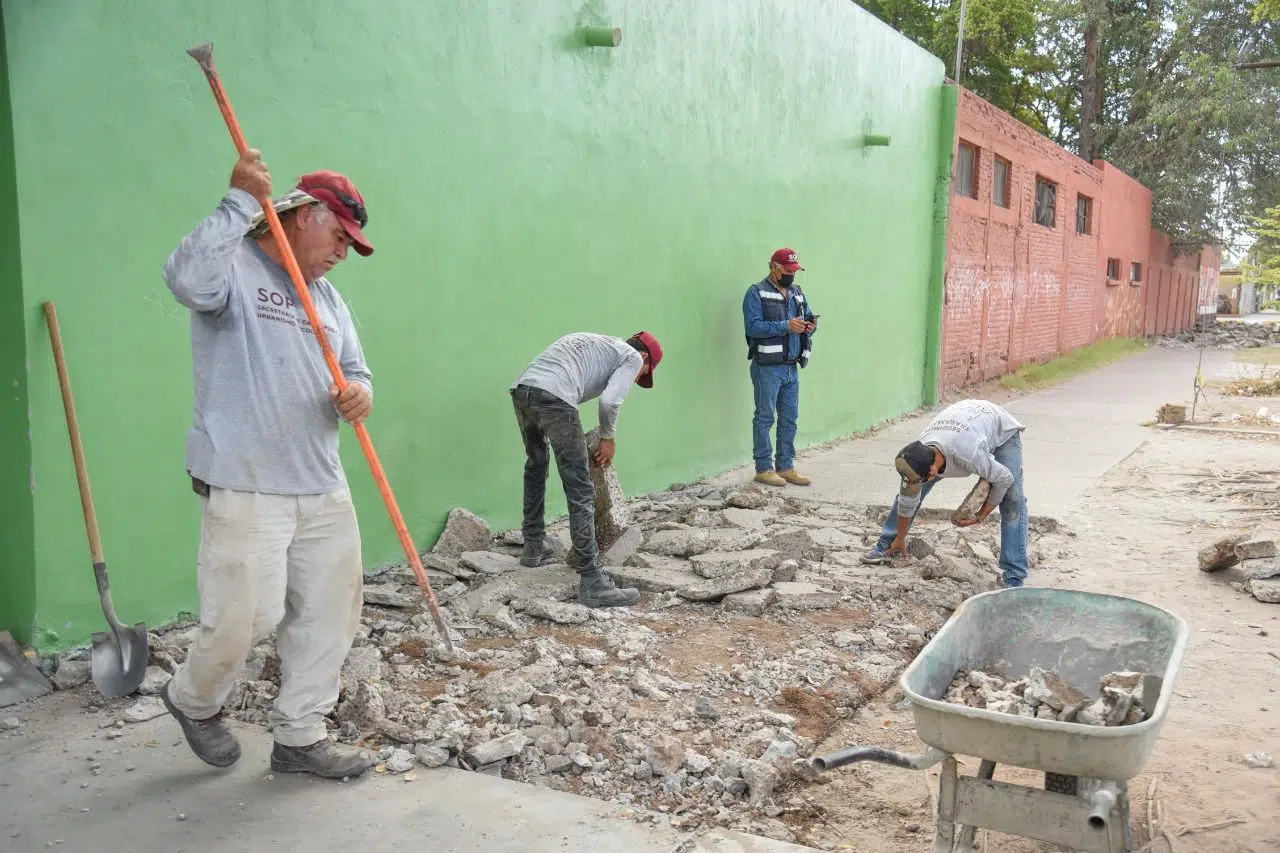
[897,399,1025,518]
[162,188,373,495]
[512,333,643,439]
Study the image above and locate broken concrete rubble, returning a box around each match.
[585,428,632,553]
[1199,533,1250,571]
[944,667,1148,725]
[431,508,492,557]
[57,479,1065,837]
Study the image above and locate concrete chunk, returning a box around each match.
[449,566,577,618]
[771,581,839,610]
[1242,557,1280,581]
[515,598,591,625]
[431,508,492,557]
[466,731,529,766]
[677,567,774,602]
[1236,540,1278,561]
[363,584,417,608]
[726,485,769,509]
[690,549,784,579]
[722,508,769,530]
[764,527,823,561]
[586,428,631,552]
[722,588,776,616]
[952,479,991,525]
[607,564,704,593]
[1199,533,1249,571]
[643,529,711,557]
[807,528,859,552]
[1248,577,1280,603]
[459,551,521,576]
[602,525,644,565]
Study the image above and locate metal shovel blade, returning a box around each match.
[90,622,149,698]
[0,630,52,708]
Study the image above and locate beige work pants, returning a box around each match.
[168,486,363,747]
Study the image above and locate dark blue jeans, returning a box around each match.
[511,385,598,574]
[751,362,800,473]
[875,433,1029,586]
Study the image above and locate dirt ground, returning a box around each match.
[778,423,1280,851]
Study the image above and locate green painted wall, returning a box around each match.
[922,84,960,405]
[2,0,945,651]
[0,6,35,647]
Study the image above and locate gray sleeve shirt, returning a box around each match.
[512,333,643,438]
[162,188,374,495]
[897,400,1025,518]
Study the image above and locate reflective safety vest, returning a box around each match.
[746,280,811,368]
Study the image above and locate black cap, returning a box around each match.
[894,441,936,496]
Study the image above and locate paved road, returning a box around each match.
[709,346,1237,520]
[0,693,814,853]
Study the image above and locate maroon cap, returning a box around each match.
[296,170,374,257]
[633,331,663,389]
[770,247,804,272]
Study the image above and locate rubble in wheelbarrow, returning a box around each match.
[944,667,1151,725]
[51,481,1072,842]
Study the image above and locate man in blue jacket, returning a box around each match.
[742,248,817,487]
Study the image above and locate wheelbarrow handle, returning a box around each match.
[805,745,947,774]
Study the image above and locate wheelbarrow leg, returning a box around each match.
[953,760,996,852]
[934,756,959,853]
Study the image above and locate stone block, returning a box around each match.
[952,479,991,524]
[431,508,492,557]
[690,549,784,579]
[726,486,769,509]
[643,528,711,557]
[466,732,529,766]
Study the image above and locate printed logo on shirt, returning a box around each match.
[255,287,338,338]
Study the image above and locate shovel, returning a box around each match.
[43,301,148,697]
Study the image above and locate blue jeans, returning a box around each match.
[750,362,800,473]
[875,433,1029,586]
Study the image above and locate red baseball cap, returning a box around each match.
[296,170,374,257]
[632,331,663,388]
[770,248,804,272]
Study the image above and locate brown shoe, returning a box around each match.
[754,471,787,487]
[778,469,811,486]
[271,739,377,779]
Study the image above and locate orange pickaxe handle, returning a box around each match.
[185,42,453,652]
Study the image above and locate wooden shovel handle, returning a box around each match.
[43,301,105,564]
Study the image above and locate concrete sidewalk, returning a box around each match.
[710,346,1237,520]
[0,694,815,853]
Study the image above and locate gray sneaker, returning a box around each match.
[859,547,891,565]
[270,739,377,779]
[578,570,640,608]
[161,680,242,768]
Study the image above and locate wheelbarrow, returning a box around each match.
[801,587,1189,853]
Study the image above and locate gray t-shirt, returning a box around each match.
[513,333,643,439]
[162,188,373,495]
[898,399,1025,518]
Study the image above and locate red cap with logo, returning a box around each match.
[296,170,374,257]
[632,331,663,389]
[770,248,804,272]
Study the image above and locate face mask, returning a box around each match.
[778,273,795,287]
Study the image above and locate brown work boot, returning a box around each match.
[270,739,377,780]
[778,469,811,486]
[161,680,242,768]
[754,471,787,487]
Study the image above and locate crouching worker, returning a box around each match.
[860,399,1030,588]
[510,331,663,608]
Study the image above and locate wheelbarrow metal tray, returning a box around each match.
[899,587,1189,781]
